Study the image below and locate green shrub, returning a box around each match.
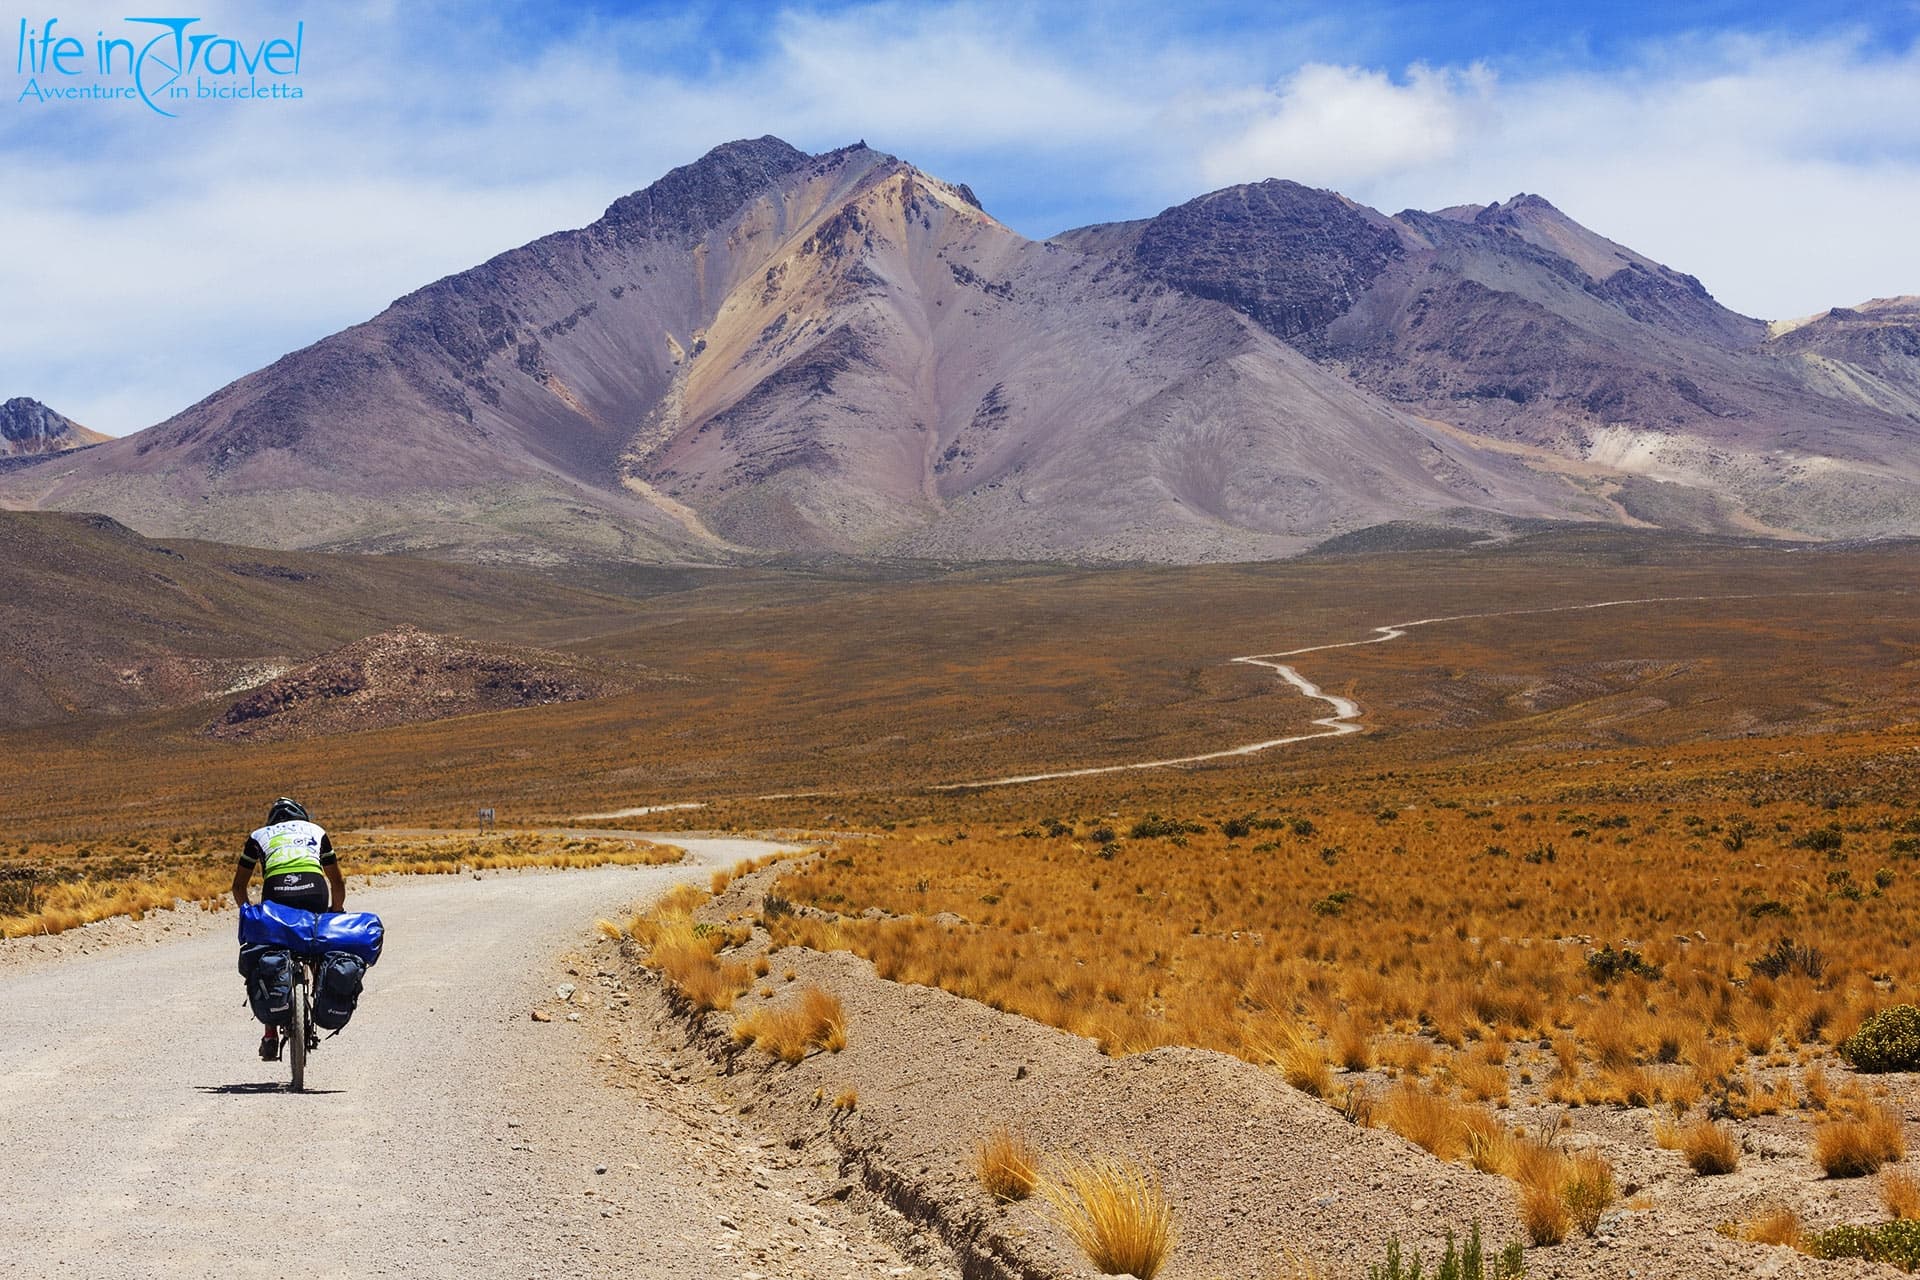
[1585,945,1661,983]
[1128,814,1205,839]
[1839,1005,1920,1072]
[1310,890,1355,918]
[1807,1220,1920,1269]
[1796,824,1844,852]
[1749,937,1825,981]
[1369,1223,1525,1280]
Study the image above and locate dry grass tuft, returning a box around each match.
[1457,1057,1511,1107]
[629,887,753,1013]
[1038,1156,1178,1279]
[1885,1169,1920,1221]
[1332,1018,1374,1072]
[1510,1138,1612,1243]
[1562,1151,1617,1236]
[1245,1019,1332,1098]
[1376,1081,1469,1161]
[733,986,847,1062]
[1815,1102,1906,1178]
[1732,1204,1805,1249]
[974,1126,1041,1202]
[1460,1108,1517,1175]
[1517,1180,1570,1246]
[1655,1116,1741,1175]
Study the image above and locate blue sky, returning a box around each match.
[5,0,1920,434]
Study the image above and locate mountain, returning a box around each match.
[0,138,1578,562]
[1767,297,1920,420]
[6,139,1920,562]
[1059,185,1920,540]
[0,398,106,458]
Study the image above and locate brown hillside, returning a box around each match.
[209,626,636,743]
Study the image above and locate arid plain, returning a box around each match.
[7,516,1920,1274]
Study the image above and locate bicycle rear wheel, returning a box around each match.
[288,967,308,1092]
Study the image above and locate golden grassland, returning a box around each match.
[0,831,681,937]
[767,792,1920,1080]
[753,745,1920,1242]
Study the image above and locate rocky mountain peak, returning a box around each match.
[599,135,811,243]
[1119,177,1406,341]
[1477,192,1562,222]
[0,397,103,457]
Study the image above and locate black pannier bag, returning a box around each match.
[311,951,367,1031]
[239,943,293,1023]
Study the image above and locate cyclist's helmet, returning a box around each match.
[267,796,310,825]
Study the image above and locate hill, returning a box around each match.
[0,510,708,727]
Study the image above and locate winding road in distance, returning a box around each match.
[930,593,1776,789]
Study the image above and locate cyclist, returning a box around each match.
[231,797,345,1060]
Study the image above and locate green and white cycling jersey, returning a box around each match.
[239,819,335,878]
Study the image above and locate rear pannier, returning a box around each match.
[238,943,294,1024]
[311,952,368,1031]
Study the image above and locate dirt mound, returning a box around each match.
[209,626,626,742]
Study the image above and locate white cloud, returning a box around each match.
[1195,62,1492,192]
[4,3,1920,434]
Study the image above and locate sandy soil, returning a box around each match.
[0,837,962,1279]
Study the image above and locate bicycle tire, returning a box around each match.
[288,966,308,1092]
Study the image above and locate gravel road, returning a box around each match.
[0,836,951,1279]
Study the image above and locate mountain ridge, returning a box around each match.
[6,137,1920,562]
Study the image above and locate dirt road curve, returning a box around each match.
[0,836,947,1280]
[937,591,1815,789]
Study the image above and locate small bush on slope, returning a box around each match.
[1841,1005,1920,1072]
[1807,1220,1920,1269]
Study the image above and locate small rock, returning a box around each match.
[556,983,577,1000]
[566,1012,581,1022]
[531,1009,552,1022]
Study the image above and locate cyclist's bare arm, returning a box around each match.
[230,861,252,910]
[324,862,345,912]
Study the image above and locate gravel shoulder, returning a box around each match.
[0,836,960,1279]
